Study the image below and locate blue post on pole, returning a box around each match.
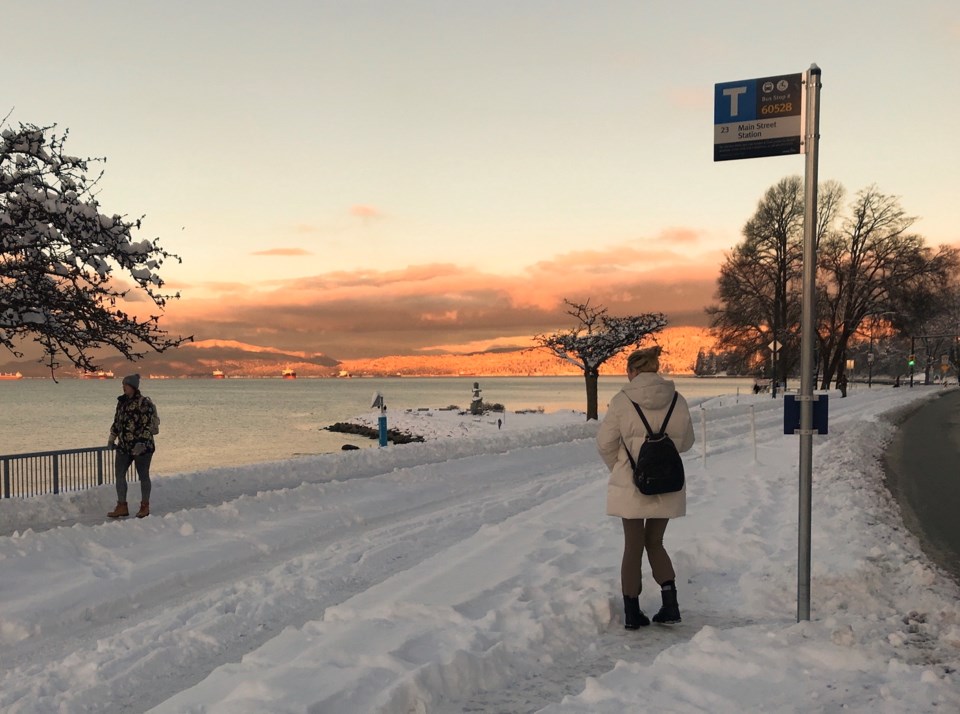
[371,391,388,447]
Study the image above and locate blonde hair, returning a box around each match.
[627,346,661,373]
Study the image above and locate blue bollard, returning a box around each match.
[378,414,388,447]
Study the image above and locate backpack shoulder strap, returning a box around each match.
[628,400,656,438]
[660,392,679,435]
[620,437,637,471]
[630,392,679,438]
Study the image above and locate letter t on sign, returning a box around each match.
[722,86,747,117]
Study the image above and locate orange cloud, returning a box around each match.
[417,335,538,354]
[656,227,703,245]
[251,248,313,256]
[666,86,709,110]
[188,280,252,292]
[163,243,722,359]
[350,205,383,220]
[420,310,459,323]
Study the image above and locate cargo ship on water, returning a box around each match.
[0,371,23,380]
[79,370,115,379]
[213,369,225,379]
[282,368,297,379]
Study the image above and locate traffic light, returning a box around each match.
[908,354,916,367]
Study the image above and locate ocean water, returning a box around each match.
[1,376,755,477]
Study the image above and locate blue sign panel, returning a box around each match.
[714,73,803,161]
[714,79,760,124]
[783,394,829,435]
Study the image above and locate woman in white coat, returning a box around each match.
[596,346,695,629]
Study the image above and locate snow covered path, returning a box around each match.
[1,389,959,713]
[2,421,598,712]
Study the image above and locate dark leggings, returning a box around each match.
[115,450,152,503]
[621,517,675,597]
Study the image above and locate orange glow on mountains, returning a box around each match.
[337,327,715,377]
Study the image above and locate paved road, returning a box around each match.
[884,388,960,583]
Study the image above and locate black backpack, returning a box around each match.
[622,392,685,496]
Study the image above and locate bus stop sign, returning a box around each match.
[714,73,803,161]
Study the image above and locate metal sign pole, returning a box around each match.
[797,64,821,622]
[713,66,818,621]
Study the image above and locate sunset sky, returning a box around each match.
[7,1,959,359]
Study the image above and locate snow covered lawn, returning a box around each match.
[1,388,958,713]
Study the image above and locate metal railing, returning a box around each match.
[0,446,132,499]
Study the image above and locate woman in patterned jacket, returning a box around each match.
[107,374,156,518]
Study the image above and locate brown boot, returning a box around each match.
[136,501,150,519]
[108,501,129,518]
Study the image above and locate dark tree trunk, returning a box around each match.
[585,369,599,421]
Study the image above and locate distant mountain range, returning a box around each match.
[337,327,716,377]
[1,328,717,379]
[1,340,340,379]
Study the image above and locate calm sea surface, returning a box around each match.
[1,376,754,477]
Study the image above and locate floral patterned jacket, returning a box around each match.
[110,392,157,454]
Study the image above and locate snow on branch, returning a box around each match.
[533,299,668,373]
[0,121,191,374]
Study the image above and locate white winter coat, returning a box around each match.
[596,372,695,519]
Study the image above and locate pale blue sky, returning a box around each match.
[6,1,959,356]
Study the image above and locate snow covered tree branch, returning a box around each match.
[0,122,190,374]
[534,299,667,419]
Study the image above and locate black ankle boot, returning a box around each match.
[652,581,681,624]
[623,595,650,629]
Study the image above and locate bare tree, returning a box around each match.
[0,122,189,375]
[534,299,667,420]
[708,177,957,389]
[816,186,960,387]
[707,176,843,384]
[888,275,960,384]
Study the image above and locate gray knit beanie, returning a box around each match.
[122,373,141,390]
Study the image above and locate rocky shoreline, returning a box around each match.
[325,421,426,445]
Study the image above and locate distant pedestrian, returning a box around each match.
[596,346,695,630]
[107,374,156,518]
[837,373,848,398]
